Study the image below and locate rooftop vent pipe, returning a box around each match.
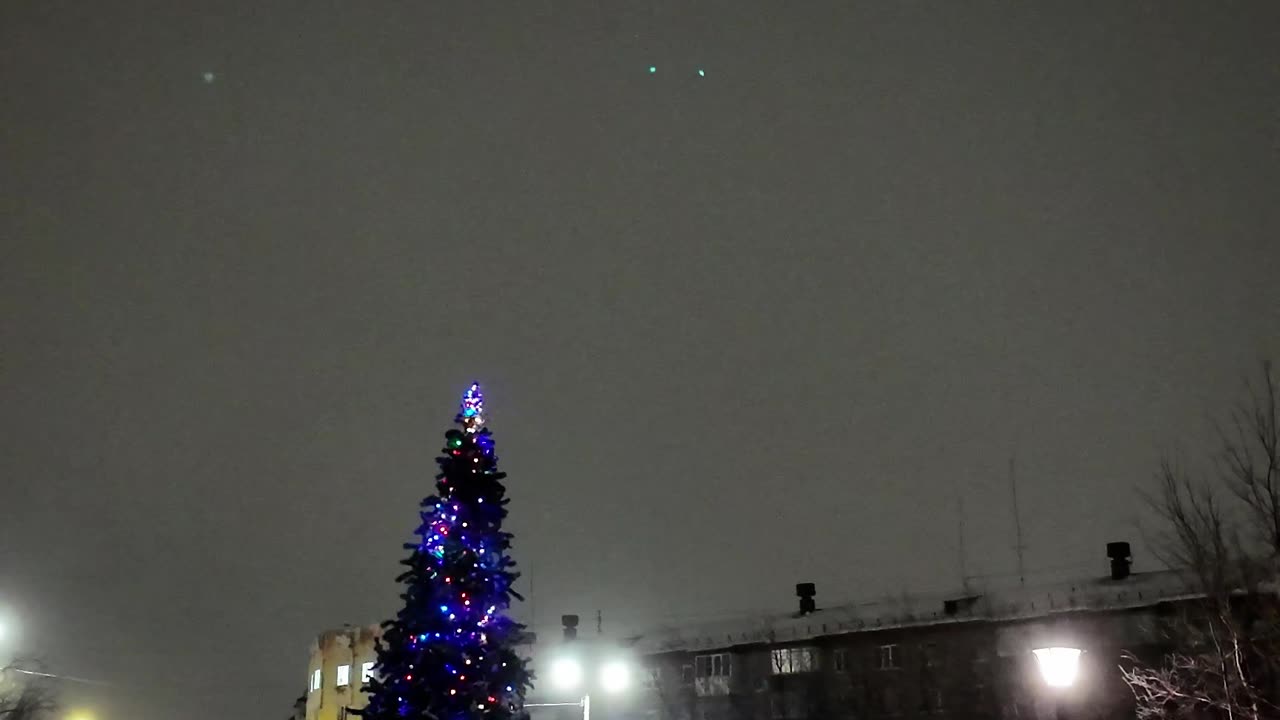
[1107,541,1131,580]
[796,583,816,615]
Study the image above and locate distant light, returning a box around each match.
[550,657,583,690]
[648,66,656,74]
[202,72,216,84]
[697,69,705,77]
[1033,647,1082,688]
[599,660,630,693]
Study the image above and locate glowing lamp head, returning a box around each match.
[550,657,583,691]
[1033,647,1082,688]
[599,660,630,693]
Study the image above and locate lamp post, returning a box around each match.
[529,654,630,720]
[1032,646,1082,720]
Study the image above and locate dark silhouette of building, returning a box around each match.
[625,546,1193,720]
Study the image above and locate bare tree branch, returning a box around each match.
[0,660,59,720]
[1124,360,1280,720]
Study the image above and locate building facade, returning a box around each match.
[305,625,383,720]
[306,549,1195,720]
[625,563,1194,720]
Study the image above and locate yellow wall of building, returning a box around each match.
[305,625,382,720]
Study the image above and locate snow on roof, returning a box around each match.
[626,570,1197,655]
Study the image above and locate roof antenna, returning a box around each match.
[952,478,971,593]
[528,564,536,636]
[1010,454,1027,587]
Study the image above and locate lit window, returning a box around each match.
[879,644,900,670]
[361,662,376,684]
[770,647,817,674]
[833,649,848,672]
[694,653,730,678]
[337,664,351,687]
[310,668,322,691]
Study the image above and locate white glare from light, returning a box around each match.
[550,657,583,690]
[600,660,630,693]
[1033,647,1082,688]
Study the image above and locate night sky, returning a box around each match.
[2,2,1278,719]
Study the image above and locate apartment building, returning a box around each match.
[624,545,1193,720]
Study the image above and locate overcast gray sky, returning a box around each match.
[2,2,1278,719]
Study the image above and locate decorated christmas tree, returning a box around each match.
[361,383,532,720]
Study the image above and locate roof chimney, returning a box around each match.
[796,583,816,615]
[1107,541,1131,580]
[561,614,579,641]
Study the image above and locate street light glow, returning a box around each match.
[1033,647,1082,688]
[599,660,629,693]
[550,657,583,690]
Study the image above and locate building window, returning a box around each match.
[771,647,818,674]
[880,686,899,715]
[695,653,730,678]
[361,661,376,684]
[833,648,848,672]
[771,690,803,720]
[336,664,351,688]
[681,664,694,684]
[919,683,944,713]
[923,643,939,668]
[879,644,900,670]
[310,668,322,692]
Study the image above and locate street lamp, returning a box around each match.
[598,660,630,693]
[1033,646,1081,720]
[550,657,584,691]
[532,654,631,720]
[1033,647,1082,688]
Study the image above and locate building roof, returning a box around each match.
[625,570,1199,655]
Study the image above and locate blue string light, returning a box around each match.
[363,382,529,720]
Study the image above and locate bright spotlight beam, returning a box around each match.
[4,668,112,687]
